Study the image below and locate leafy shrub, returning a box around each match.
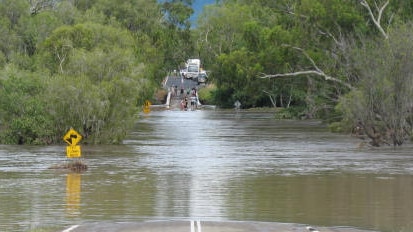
[198,84,216,105]
[274,106,306,120]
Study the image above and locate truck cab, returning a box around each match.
[183,59,200,79]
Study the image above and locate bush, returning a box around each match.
[0,67,53,144]
[198,84,217,105]
[274,106,306,120]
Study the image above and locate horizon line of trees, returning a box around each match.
[0,0,412,147]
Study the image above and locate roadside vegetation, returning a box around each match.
[0,0,412,147]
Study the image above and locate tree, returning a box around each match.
[0,66,53,144]
[37,23,149,144]
[338,24,413,146]
[0,0,31,62]
[29,0,58,15]
[161,0,194,29]
[255,0,384,118]
[94,0,162,34]
[17,11,63,57]
[0,0,175,144]
[158,0,195,76]
[360,0,390,39]
[196,2,282,108]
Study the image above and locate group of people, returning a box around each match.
[180,87,198,111]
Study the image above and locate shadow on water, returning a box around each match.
[0,110,412,232]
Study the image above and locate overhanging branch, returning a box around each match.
[259,45,354,90]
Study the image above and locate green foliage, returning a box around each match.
[0,18,18,62]
[338,24,413,146]
[0,66,53,144]
[94,0,162,34]
[274,106,306,120]
[297,0,365,32]
[55,1,80,25]
[197,84,217,105]
[0,0,169,144]
[195,0,411,115]
[328,121,346,133]
[37,23,147,144]
[17,11,63,57]
[211,86,234,108]
[0,0,30,29]
[161,0,194,29]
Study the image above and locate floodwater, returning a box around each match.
[0,110,412,232]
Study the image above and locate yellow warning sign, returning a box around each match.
[63,128,82,146]
[143,100,151,113]
[66,145,81,158]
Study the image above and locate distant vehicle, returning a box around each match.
[183,59,200,79]
[195,71,208,84]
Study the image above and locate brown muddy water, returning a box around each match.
[0,110,412,232]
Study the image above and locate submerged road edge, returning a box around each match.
[61,220,379,232]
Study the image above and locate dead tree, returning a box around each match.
[360,0,391,39]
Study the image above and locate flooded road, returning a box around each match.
[0,110,412,232]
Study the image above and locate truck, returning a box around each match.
[182,59,201,79]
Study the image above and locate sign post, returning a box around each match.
[234,100,241,110]
[143,100,151,114]
[63,128,82,158]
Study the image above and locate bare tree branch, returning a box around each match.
[279,1,308,19]
[360,0,390,39]
[259,45,354,90]
[262,90,277,107]
[318,24,344,48]
[29,0,57,15]
[54,44,72,74]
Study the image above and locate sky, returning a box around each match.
[190,0,216,25]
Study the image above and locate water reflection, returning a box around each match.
[66,173,81,217]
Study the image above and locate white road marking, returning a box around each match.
[62,225,80,232]
[191,220,195,232]
[197,220,202,232]
[306,226,320,232]
[190,220,202,232]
